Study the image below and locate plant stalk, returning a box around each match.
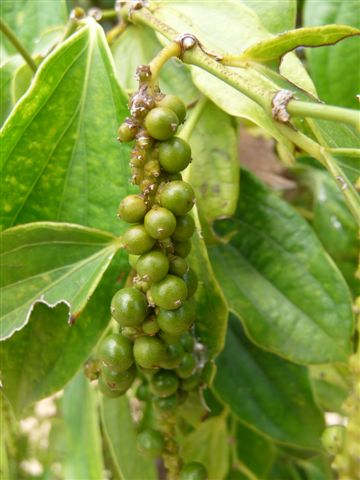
[131,7,360,129]
[0,18,37,72]
[287,100,360,132]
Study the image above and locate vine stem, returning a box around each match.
[130,7,359,129]
[148,41,182,87]
[287,101,360,132]
[0,18,37,72]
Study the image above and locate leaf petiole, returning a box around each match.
[0,18,37,72]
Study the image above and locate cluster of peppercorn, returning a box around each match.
[89,66,210,479]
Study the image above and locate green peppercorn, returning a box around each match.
[111,287,147,327]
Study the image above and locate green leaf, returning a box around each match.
[0,56,23,125]
[112,24,198,104]
[304,0,360,109]
[296,165,359,295]
[101,395,158,480]
[1,0,68,55]
[235,420,276,479]
[183,99,239,235]
[0,19,132,233]
[189,211,228,358]
[62,372,104,480]
[0,222,119,340]
[181,415,230,480]
[310,364,350,413]
[242,0,296,33]
[210,170,353,364]
[214,315,325,449]
[241,25,359,62]
[0,248,127,416]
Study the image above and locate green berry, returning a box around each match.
[133,336,167,369]
[136,383,151,402]
[181,372,201,391]
[118,118,137,142]
[99,333,134,373]
[123,225,156,255]
[169,256,188,276]
[153,393,178,412]
[150,369,179,397]
[158,137,191,173]
[160,181,195,216]
[118,195,147,223]
[183,268,198,297]
[142,316,160,335]
[98,375,126,398]
[172,214,195,242]
[145,107,179,140]
[136,251,169,283]
[83,357,101,381]
[161,341,184,369]
[156,95,186,123]
[144,206,176,240]
[173,240,192,258]
[180,462,208,480]
[157,301,195,335]
[175,353,196,379]
[151,274,188,310]
[180,332,195,353]
[137,428,165,458]
[102,364,136,391]
[111,287,147,327]
[321,425,346,455]
[159,331,182,345]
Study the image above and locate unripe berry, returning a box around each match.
[172,214,195,242]
[180,462,208,480]
[118,195,147,223]
[156,95,186,123]
[161,341,185,369]
[98,375,126,398]
[133,336,167,369]
[150,274,188,310]
[321,425,346,455]
[160,181,195,216]
[175,353,196,378]
[153,393,178,412]
[145,107,179,141]
[99,333,134,373]
[137,428,165,458]
[118,118,137,142]
[142,315,160,335]
[173,240,192,258]
[111,287,147,327]
[169,256,188,277]
[157,301,195,335]
[136,251,169,283]
[158,137,191,173]
[150,369,179,397]
[123,225,156,255]
[101,364,136,391]
[144,206,176,240]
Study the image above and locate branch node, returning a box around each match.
[127,0,148,20]
[176,33,223,61]
[335,176,349,191]
[272,89,295,123]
